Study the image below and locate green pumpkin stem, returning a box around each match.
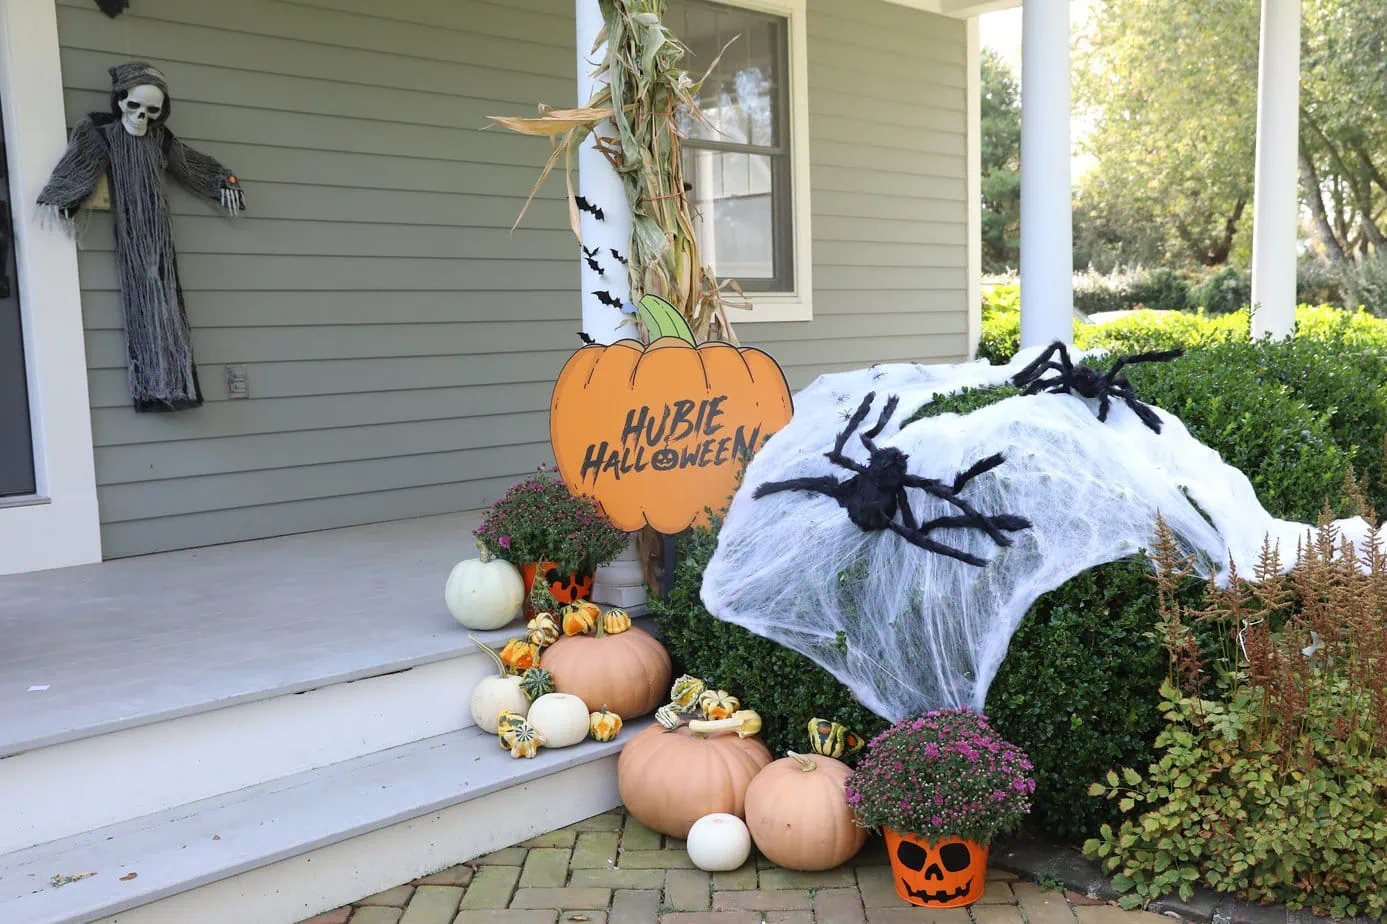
[470,636,509,677]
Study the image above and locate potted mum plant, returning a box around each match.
[475,468,628,607]
[845,708,1035,909]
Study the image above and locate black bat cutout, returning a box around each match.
[95,0,129,16]
[576,196,605,221]
[609,249,628,266]
[592,290,622,308]
[577,332,596,345]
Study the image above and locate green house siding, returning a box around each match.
[57,0,968,558]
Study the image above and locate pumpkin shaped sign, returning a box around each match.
[550,295,792,533]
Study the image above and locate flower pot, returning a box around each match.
[883,828,988,908]
[521,561,593,609]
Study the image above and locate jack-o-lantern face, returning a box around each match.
[884,830,987,908]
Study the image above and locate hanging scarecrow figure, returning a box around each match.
[38,62,244,411]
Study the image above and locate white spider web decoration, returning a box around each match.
[699,346,1384,722]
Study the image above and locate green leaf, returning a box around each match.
[1111,874,1136,893]
[1123,767,1142,786]
[637,294,696,345]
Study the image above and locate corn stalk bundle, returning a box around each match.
[489,0,745,342]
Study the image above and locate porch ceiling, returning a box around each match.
[882,0,1022,18]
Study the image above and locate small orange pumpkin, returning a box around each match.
[498,638,540,672]
[744,751,866,871]
[560,601,601,637]
[617,721,773,838]
[542,625,672,720]
[549,295,793,534]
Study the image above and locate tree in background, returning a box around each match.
[981,48,1021,273]
[1300,0,1387,265]
[1075,0,1258,269]
[1075,0,1386,275]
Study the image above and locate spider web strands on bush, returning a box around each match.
[488,0,742,343]
[699,344,1387,722]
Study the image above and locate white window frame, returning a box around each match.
[685,0,813,323]
[0,0,103,574]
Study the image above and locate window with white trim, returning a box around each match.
[668,0,812,321]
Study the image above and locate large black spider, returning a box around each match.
[753,392,1031,566]
[1010,341,1182,433]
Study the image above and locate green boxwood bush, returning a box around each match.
[656,306,1387,851]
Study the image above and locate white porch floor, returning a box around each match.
[0,512,484,758]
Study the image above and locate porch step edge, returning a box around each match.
[0,720,650,924]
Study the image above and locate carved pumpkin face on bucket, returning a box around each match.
[883,829,987,908]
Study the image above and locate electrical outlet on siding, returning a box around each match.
[225,365,249,399]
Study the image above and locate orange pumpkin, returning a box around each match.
[617,722,773,838]
[884,829,988,908]
[744,752,867,871]
[549,296,793,534]
[542,625,671,720]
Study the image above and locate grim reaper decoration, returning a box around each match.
[38,63,244,411]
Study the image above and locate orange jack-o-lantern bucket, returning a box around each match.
[520,561,593,610]
[883,828,988,908]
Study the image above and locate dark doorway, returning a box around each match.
[0,101,37,498]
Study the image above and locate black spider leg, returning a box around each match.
[1011,342,1073,393]
[1105,377,1165,432]
[1101,349,1182,431]
[752,474,843,501]
[854,395,900,455]
[889,486,991,567]
[823,393,883,474]
[902,455,1030,547]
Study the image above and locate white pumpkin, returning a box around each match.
[469,639,529,734]
[525,693,590,748]
[686,813,752,872]
[445,550,523,630]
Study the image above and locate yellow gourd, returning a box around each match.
[526,612,560,648]
[590,706,623,742]
[602,608,632,635]
[560,601,600,637]
[698,689,740,721]
[670,674,706,712]
[497,709,527,750]
[498,638,540,672]
[507,720,545,759]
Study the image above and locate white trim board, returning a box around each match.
[0,0,102,574]
[704,0,814,324]
[966,15,983,359]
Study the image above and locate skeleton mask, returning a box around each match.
[120,84,165,137]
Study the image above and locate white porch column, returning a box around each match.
[1249,0,1301,340]
[1018,0,1074,349]
[575,0,634,344]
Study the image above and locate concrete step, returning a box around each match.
[0,720,647,924]
[0,612,653,855]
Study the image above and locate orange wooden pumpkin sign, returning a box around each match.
[550,295,793,534]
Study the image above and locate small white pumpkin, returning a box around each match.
[686,813,752,872]
[469,638,529,734]
[445,545,524,630]
[525,692,590,748]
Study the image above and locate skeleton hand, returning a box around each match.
[219,180,244,216]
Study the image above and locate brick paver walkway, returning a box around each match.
[300,807,1172,924]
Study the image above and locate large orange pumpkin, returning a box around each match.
[549,296,792,534]
[744,752,867,871]
[541,625,671,720]
[617,722,773,838]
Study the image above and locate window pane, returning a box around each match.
[668,1,783,148]
[682,148,789,288]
